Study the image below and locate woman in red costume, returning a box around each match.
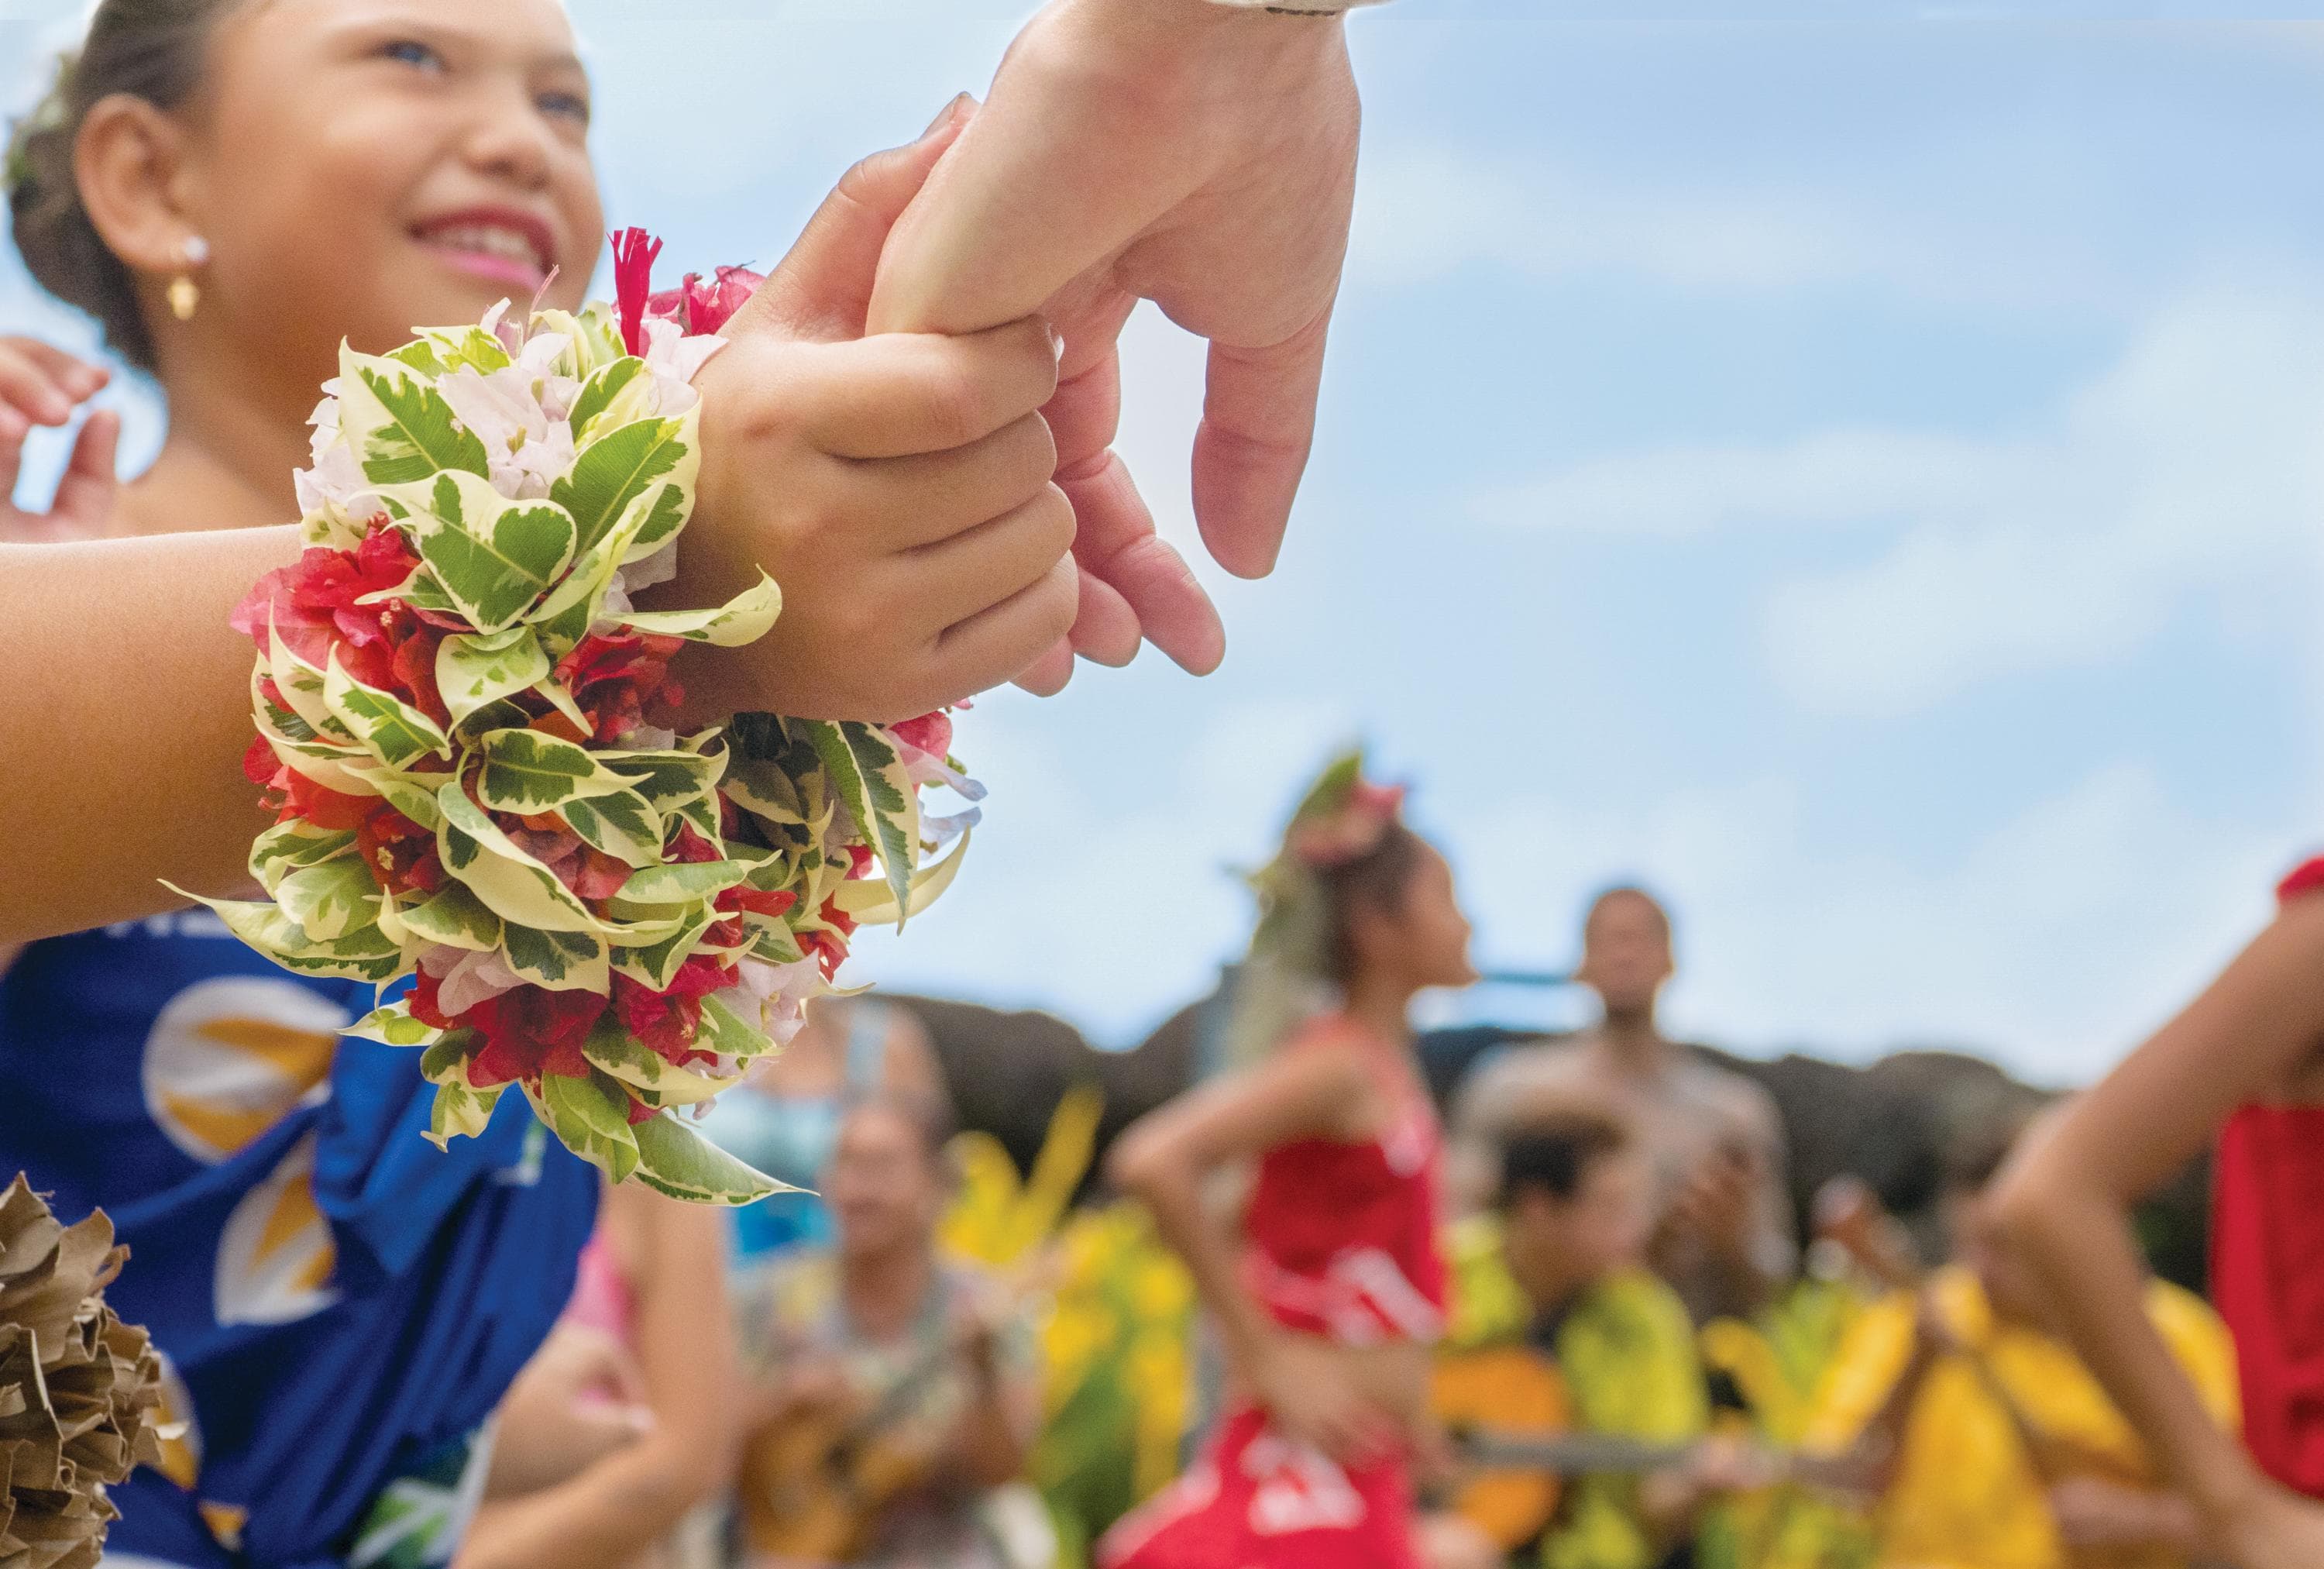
[1996,857,2324,1569]
[1099,754,1478,1569]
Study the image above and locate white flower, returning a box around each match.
[438,332,580,501]
[638,316,727,416]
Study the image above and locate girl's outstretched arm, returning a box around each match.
[0,526,302,943]
[1106,1036,1394,1462]
[1993,893,2324,1566]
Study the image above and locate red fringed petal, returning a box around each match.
[610,228,665,357]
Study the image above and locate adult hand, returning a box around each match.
[869,0,1363,692]
[1666,1145,1758,1262]
[0,339,119,543]
[671,98,1076,723]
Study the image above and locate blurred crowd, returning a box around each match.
[492,884,2231,1569]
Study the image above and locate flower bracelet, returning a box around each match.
[173,231,983,1205]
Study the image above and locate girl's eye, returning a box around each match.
[380,39,445,73]
[537,90,590,126]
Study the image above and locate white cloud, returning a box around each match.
[1346,143,2150,313]
[1472,287,2324,716]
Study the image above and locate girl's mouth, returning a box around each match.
[411,210,556,292]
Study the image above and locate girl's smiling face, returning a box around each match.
[177,0,603,381]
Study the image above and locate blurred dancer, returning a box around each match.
[1996,856,2324,1569]
[1099,755,1476,1569]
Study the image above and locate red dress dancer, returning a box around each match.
[1099,1016,1448,1569]
[2209,857,2324,1499]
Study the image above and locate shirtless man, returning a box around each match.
[1452,887,1794,1323]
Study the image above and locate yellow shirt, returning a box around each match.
[1803,1266,2238,1569]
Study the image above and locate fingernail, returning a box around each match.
[923,93,971,137]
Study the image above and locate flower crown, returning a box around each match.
[1284,777,1404,870]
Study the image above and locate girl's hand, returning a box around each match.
[676,102,1075,723]
[0,339,119,543]
[1248,1331,1397,1466]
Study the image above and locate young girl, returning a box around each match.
[1994,859,2324,1569]
[0,1,1060,1563]
[1097,755,1477,1569]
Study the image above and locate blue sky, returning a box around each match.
[8,5,2324,1079]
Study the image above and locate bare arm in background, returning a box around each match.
[455,1187,739,1569]
[1992,895,2324,1569]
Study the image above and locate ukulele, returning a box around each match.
[1430,1344,1875,1553]
[741,1253,1055,1563]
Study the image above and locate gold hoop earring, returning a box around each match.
[169,236,210,322]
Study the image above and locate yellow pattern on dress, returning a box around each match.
[1801,1265,2237,1569]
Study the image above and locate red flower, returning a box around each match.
[243,735,284,791]
[410,966,456,1031]
[610,227,665,358]
[892,711,952,760]
[356,800,442,896]
[844,843,874,880]
[467,983,608,1087]
[229,526,425,698]
[667,820,721,865]
[676,266,765,335]
[280,769,372,831]
[390,626,450,728]
[718,886,796,920]
[553,631,684,745]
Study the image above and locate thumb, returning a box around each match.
[733,95,977,342]
[51,409,119,531]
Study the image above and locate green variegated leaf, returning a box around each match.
[264,615,354,743]
[324,648,452,769]
[693,993,764,1061]
[277,855,383,942]
[800,719,920,925]
[618,571,779,648]
[533,1071,640,1185]
[389,470,579,635]
[418,1031,479,1085]
[550,415,694,556]
[164,886,407,981]
[437,628,551,730]
[608,748,725,808]
[344,765,447,831]
[387,339,448,377]
[435,781,604,934]
[631,1112,789,1206]
[580,1014,740,1109]
[414,323,514,376]
[401,883,503,951]
[611,907,718,991]
[830,828,971,928]
[566,356,648,442]
[426,1079,504,1151]
[560,787,664,869]
[501,924,610,993]
[346,1003,442,1048]
[356,566,462,621]
[476,728,631,814]
[572,303,627,374]
[748,921,806,966]
[338,346,490,485]
[249,823,356,896]
[610,859,751,910]
[526,488,657,651]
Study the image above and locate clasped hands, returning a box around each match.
[672,0,1362,721]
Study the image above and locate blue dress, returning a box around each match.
[0,910,599,1568]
